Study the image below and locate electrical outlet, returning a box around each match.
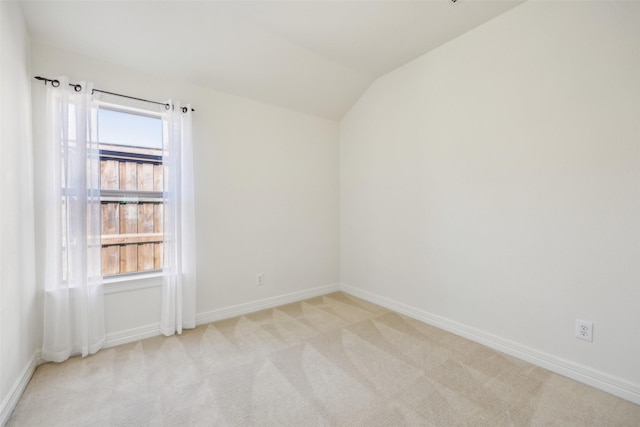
[256,273,264,286]
[575,319,593,342]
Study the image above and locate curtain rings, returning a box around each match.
[47,79,81,92]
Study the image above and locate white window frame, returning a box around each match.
[97,102,165,292]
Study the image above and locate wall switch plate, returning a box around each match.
[575,319,593,342]
[256,273,264,286]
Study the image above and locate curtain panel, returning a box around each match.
[41,77,105,362]
[160,103,197,336]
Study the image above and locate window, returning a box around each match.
[98,105,164,276]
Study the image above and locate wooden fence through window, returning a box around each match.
[100,146,164,276]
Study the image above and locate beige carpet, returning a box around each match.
[8,292,640,426]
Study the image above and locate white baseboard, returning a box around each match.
[103,283,341,348]
[104,323,161,349]
[339,282,640,405]
[0,351,40,427]
[196,283,341,326]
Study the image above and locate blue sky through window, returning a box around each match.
[98,108,162,149]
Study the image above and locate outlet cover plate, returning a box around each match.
[575,319,593,342]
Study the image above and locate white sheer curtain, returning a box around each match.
[160,103,197,336]
[41,77,105,362]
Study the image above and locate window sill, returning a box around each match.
[103,271,163,294]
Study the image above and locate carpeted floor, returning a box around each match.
[7,292,640,426]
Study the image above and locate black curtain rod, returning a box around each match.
[34,76,195,113]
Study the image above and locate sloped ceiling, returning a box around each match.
[20,0,522,120]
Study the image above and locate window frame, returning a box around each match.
[97,102,165,284]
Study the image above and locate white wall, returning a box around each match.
[0,1,38,423]
[341,1,640,401]
[31,43,339,343]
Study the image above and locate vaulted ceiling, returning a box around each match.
[20,0,522,120]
